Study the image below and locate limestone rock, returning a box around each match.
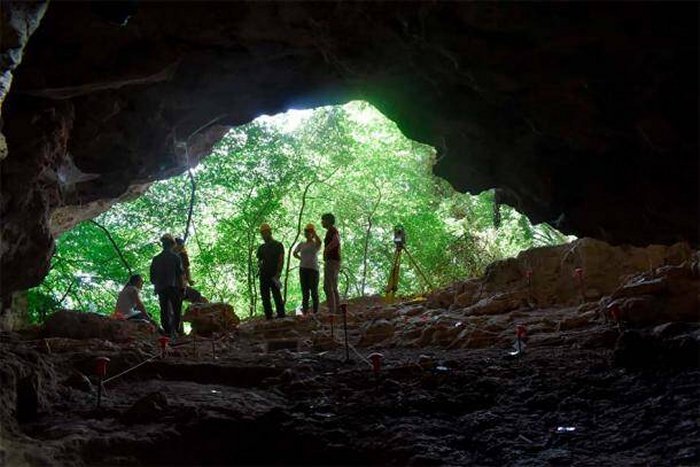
[465,292,526,316]
[614,277,667,298]
[311,331,340,351]
[425,289,455,310]
[453,327,501,349]
[453,281,481,309]
[398,305,426,318]
[616,296,659,326]
[42,310,154,342]
[603,262,699,326]
[422,239,695,317]
[558,313,593,332]
[0,1,49,114]
[183,302,239,336]
[359,319,395,346]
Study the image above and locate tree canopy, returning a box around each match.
[27,101,572,323]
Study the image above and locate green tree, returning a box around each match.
[27,101,574,323]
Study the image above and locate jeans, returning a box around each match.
[299,267,319,314]
[323,260,341,314]
[260,276,285,319]
[157,287,182,335]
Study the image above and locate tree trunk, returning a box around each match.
[283,180,314,304]
[89,220,133,277]
[183,169,196,241]
[360,183,382,296]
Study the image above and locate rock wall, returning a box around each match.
[426,238,694,311]
[1,3,697,303]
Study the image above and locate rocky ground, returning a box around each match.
[1,238,699,466]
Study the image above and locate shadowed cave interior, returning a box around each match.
[0,2,698,466]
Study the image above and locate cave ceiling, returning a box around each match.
[0,1,697,298]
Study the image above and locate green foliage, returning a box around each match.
[27,101,574,323]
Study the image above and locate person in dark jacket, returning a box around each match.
[149,234,184,337]
[321,213,341,314]
[257,223,285,320]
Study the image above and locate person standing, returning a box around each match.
[174,237,194,286]
[257,223,285,320]
[321,213,341,314]
[293,223,322,315]
[150,234,184,337]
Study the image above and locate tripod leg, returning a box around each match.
[385,248,402,302]
[403,247,434,291]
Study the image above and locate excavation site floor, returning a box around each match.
[3,314,699,467]
[2,238,699,466]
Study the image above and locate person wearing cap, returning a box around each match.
[321,213,342,314]
[293,223,322,314]
[256,223,285,319]
[149,234,185,337]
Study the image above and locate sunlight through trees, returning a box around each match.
[27,101,573,322]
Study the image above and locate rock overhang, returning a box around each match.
[0,2,697,298]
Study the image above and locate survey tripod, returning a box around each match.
[385,225,434,303]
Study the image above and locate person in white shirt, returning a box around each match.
[293,223,322,314]
[113,274,154,324]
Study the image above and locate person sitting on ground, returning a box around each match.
[293,223,321,315]
[112,274,156,325]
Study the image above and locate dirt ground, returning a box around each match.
[2,239,698,466]
[2,311,698,467]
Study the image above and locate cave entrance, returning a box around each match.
[27,101,572,324]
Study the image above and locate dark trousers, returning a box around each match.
[260,276,285,319]
[158,287,182,335]
[127,312,152,323]
[299,268,319,314]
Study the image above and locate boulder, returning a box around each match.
[398,305,426,318]
[425,239,695,314]
[311,331,340,351]
[558,313,593,332]
[603,262,699,326]
[358,319,395,346]
[453,327,500,349]
[42,310,154,342]
[452,281,481,308]
[465,292,526,316]
[183,302,239,336]
[625,296,660,325]
[613,277,667,298]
